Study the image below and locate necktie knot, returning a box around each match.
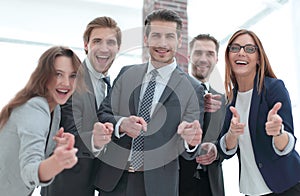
[150,69,158,80]
[201,83,208,94]
[102,77,111,94]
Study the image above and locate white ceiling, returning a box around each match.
[0,0,288,50]
[0,0,292,94]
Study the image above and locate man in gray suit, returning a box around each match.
[94,9,204,196]
[41,16,121,196]
[179,34,226,196]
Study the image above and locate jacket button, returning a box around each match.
[258,163,263,168]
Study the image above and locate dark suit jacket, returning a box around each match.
[179,86,226,196]
[41,61,99,196]
[217,74,300,193]
[203,87,226,196]
[94,63,204,196]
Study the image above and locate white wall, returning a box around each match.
[0,1,299,195]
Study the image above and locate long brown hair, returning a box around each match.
[224,29,277,102]
[0,46,83,129]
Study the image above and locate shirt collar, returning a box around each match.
[202,82,209,91]
[85,58,106,79]
[190,74,210,91]
[147,58,177,78]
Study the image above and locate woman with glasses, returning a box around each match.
[217,29,300,195]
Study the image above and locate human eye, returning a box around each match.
[70,73,77,79]
[245,45,257,53]
[107,39,117,46]
[207,51,215,57]
[151,33,160,38]
[92,39,101,44]
[166,33,175,39]
[55,71,63,78]
[229,44,240,53]
[193,50,202,56]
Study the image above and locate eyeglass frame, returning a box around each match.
[228,44,258,54]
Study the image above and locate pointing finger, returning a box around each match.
[230,106,240,120]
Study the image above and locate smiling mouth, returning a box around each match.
[235,60,248,65]
[195,64,209,68]
[96,55,111,66]
[56,89,69,95]
[155,48,170,54]
[96,55,109,60]
[96,55,109,59]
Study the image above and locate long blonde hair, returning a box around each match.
[0,46,83,129]
[224,29,276,102]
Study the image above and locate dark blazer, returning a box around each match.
[217,75,300,193]
[94,63,204,196]
[179,86,226,196]
[41,61,99,196]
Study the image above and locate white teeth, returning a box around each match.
[57,89,68,93]
[235,60,248,65]
[196,64,209,68]
[96,55,109,59]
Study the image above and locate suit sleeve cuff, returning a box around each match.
[184,141,198,152]
[272,129,295,155]
[91,134,104,157]
[220,135,237,155]
[115,117,126,138]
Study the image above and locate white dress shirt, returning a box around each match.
[85,58,109,107]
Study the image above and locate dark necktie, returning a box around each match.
[102,77,111,95]
[131,69,158,170]
[201,83,211,134]
[201,83,208,94]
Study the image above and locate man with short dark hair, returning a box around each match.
[94,9,204,196]
[179,34,226,196]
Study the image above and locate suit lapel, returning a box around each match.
[45,105,61,157]
[203,87,225,142]
[152,67,183,116]
[131,65,183,118]
[248,74,261,143]
[132,64,148,114]
[83,61,98,110]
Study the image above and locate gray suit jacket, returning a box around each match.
[0,97,60,196]
[61,62,99,157]
[203,86,226,196]
[94,63,204,196]
[41,61,101,196]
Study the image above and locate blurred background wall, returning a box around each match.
[0,0,298,195]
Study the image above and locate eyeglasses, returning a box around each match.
[228,44,258,54]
